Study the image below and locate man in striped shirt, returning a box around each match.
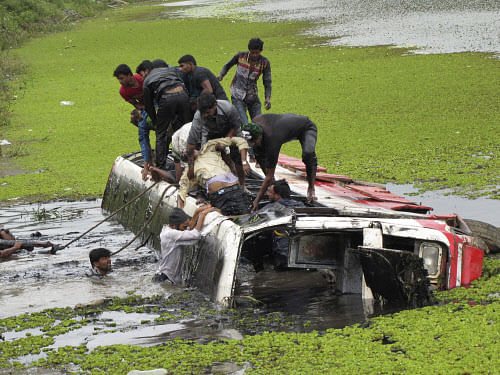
[217,38,272,126]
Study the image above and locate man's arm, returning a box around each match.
[252,166,276,211]
[225,103,243,137]
[0,242,22,258]
[227,136,250,175]
[217,53,240,81]
[188,204,212,228]
[200,79,214,95]
[149,166,170,182]
[177,168,198,208]
[187,112,202,146]
[262,60,272,110]
[194,207,220,231]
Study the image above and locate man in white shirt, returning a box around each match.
[153,205,217,284]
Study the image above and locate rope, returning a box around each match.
[112,184,178,256]
[60,180,161,250]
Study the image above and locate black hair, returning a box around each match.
[178,54,196,65]
[272,179,291,199]
[136,60,153,74]
[152,59,169,68]
[130,109,142,126]
[113,64,133,77]
[89,248,111,266]
[197,92,217,114]
[248,38,264,51]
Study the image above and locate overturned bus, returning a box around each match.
[102,152,484,307]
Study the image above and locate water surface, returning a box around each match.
[163,0,499,54]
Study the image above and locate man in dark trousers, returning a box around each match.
[143,66,191,170]
[178,55,228,104]
[241,114,318,210]
[217,37,272,125]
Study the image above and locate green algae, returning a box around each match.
[0,259,497,373]
[0,2,498,202]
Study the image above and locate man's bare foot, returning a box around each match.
[307,187,317,203]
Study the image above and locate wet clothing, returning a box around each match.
[252,113,318,175]
[178,137,248,203]
[270,199,305,269]
[0,239,36,251]
[157,226,201,284]
[85,266,103,278]
[220,52,272,102]
[190,66,228,101]
[219,51,271,124]
[119,73,144,107]
[208,185,250,216]
[187,100,242,147]
[143,67,191,169]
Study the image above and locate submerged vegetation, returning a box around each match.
[0,1,498,201]
[0,258,498,374]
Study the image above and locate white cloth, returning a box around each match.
[171,122,192,167]
[158,225,201,284]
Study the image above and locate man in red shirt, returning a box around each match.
[113,64,153,179]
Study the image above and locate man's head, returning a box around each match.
[152,59,169,69]
[168,208,191,230]
[178,55,197,75]
[197,93,217,118]
[130,109,143,126]
[267,179,291,202]
[248,38,264,60]
[241,121,263,146]
[0,228,15,241]
[113,64,135,86]
[136,60,153,78]
[89,248,112,275]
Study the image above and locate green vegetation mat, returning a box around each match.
[0,1,498,202]
[0,2,498,373]
[0,258,498,374]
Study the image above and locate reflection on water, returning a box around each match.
[387,183,500,226]
[163,0,499,55]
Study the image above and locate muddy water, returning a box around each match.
[0,200,165,318]
[0,200,394,347]
[1,191,496,358]
[162,0,499,55]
